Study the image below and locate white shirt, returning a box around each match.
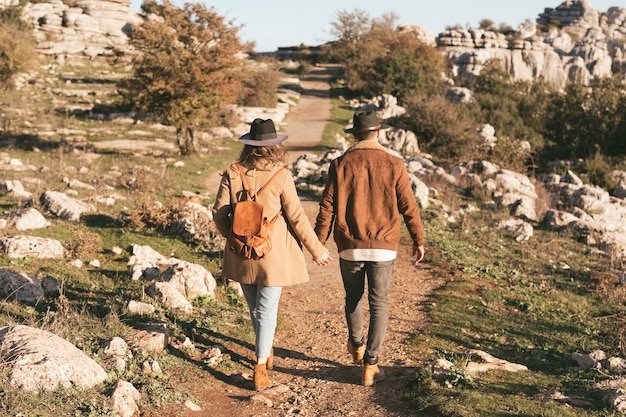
[339,248,397,262]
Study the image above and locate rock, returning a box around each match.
[0,179,32,198]
[40,190,95,221]
[466,349,528,375]
[544,209,579,230]
[147,281,193,314]
[141,359,162,376]
[572,350,607,369]
[104,337,132,371]
[110,380,141,417]
[41,275,61,297]
[127,244,178,280]
[381,128,419,155]
[130,321,168,355]
[604,357,626,375]
[6,208,51,230]
[127,300,156,315]
[605,388,626,413]
[430,358,455,379]
[184,399,202,411]
[408,174,429,209]
[494,218,534,242]
[104,336,130,358]
[158,261,217,299]
[0,325,107,393]
[613,170,626,198]
[0,235,64,259]
[0,269,44,302]
[438,3,626,87]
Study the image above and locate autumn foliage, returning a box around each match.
[120,0,245,155]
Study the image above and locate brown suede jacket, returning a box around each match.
[314,140,425,252]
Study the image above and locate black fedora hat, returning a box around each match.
[344,110,390,133]
[238,118,288,146]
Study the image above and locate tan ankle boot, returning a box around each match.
[347,341,366,364]
[362,364,385,387]
[253,363,272,391]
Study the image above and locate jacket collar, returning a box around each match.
[345,139,388,154]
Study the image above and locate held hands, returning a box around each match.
[413,245,425,265]
[314,250,332,266]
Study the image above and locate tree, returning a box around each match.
[462,60,551,155]
[400,92,481,164]
[324,9,446,101]
[119,0,244,155]
[0,7,37,90]
[370,35,447,100]
[543,76,626,161]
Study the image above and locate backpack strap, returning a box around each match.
[234,162,251,200]
[234,162,285,200]
[257,168,285,197]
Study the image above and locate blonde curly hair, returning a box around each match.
[238,143,288,170]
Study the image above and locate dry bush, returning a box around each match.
[128,197,219,247]
[588,270,626,355]
[0,18,38,90]
[588,271,626,303]
[533,181,555,222]
[64,226,103,259]
[122,165,166,194]
[128,197,174,232]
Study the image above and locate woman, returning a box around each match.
[212,118,331,391]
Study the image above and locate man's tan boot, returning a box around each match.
[253,363,272,391]
[362,364,385,387]
[347,341,366,364]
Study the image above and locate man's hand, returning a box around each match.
[314,250,332,266]
[413,245,425,265]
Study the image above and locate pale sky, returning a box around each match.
[129,1,621,52]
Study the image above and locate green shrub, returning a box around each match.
[238,67,281,107]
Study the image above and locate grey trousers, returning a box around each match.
[340,258,395,364]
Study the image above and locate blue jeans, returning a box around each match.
[340,259,395,364]
[240,284,282,359]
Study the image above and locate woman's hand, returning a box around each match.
[314,250,332,266]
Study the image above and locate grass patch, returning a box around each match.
[404,205,626,416]
[321,78,354,150]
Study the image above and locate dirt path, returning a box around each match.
[283,64,339,164]
[182,65,443,417]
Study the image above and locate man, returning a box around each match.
[315,110,426,387]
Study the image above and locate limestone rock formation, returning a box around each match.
[436,1,626,87]
[20,0,142,58]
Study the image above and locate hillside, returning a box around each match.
[1,1,626,416]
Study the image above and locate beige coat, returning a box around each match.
[212,162,327,287]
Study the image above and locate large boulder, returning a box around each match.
[0,325,107,393]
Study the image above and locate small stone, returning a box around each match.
[184,399,201,411]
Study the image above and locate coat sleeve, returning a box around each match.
[314,161,336,245]
[212,169,233,238]
[279,171,328,260]
[396,164,425,247]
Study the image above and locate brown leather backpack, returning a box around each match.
[226,163,285,260]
